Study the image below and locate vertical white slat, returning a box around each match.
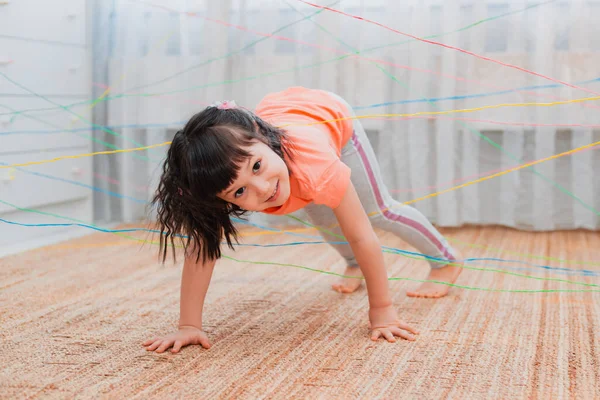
[337,2,360,105]
[119,129,144,221]
[179,0,189,58]
[240,2,268,109]
[500,129,523,225]
[290,2,316,90]
[114,18,145,222]
[202,0,231,103]
[142,6,160,61]
[107,57,128,222]
[406,0,435,221]
[353,2,386,135]
[459,0,485,225]
[105,58,126,223]
[561,0,598,228]
[434,1,459,226]
[552,1,581,229]
[261,0,280,96]
[179,0,198,109]
[224,0,237,100]
[352,0,366,108]
[498,0,529,227]
[384,0,412,201]
[595,131,600,230]
[145,128,168,207]
[569,0,586,53]
[572,128,595,228]
[114,1,135,59]
[316,6,341,94]
[232,0,243,104]
[531,2,556,230]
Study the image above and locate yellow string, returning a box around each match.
[376,139,599,213]
[65,30,177,133]
[6,136,593,216]
[1,142,171,168]
[277,95,600,128]
[5,95,600,169]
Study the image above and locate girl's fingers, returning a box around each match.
[171,341,183,353]
[142,338,158,346]
[146,339,163,351]
[390,327,416,341]
[198,336,211,349]
[370,329,382,341]
[156,340,173,353]
[381,329,397,343]
[144,335,211,353]
[397,321,419,335]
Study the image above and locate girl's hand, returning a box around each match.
[142,325,211,353]
[368,304,419,342]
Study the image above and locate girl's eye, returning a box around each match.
[234,187,245,198]
[252,160,261,173]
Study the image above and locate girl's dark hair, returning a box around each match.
[151,105,293,264]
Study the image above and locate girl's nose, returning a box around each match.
[254,179,271,196]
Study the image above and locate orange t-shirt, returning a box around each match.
[255,87,354,215]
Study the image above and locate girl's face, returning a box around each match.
[217,140,291,212]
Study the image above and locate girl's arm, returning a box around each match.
[179,253,216,330]
[143,253,215,353]
[333,182,418,342]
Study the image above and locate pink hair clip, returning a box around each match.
[212,100,237,110]
[177,187,183,196]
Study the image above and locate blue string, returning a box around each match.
[0,217,144,234]
[0,121,187,136]
[0,162,148,204]
[2,216,598,277]
[0,161,319,239]
[2,77,599,135]
[352,77,600,109]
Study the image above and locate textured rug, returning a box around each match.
[1,225,599,399]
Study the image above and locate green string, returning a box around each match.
[0,73,165,163]
[222,254,600,294]
[3,197,599,292]
[4,0,596,295]
[277,0,600,266]
[448,237,600,267]
[0,104,160,163]
[1,1,553,116]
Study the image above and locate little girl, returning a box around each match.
[143,87,462,354]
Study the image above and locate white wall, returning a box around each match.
[0,0,93,255]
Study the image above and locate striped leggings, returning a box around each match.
[303,93,457,269]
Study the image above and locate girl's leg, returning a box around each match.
[303,202,365,293]
[328,92,463,298]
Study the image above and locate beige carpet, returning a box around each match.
[1,225,599,399]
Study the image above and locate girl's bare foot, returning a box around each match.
[406,259,463,299]
[332,266,363,293]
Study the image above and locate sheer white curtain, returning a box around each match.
[94,0,600,230]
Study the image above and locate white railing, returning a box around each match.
[104,0,600,229]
